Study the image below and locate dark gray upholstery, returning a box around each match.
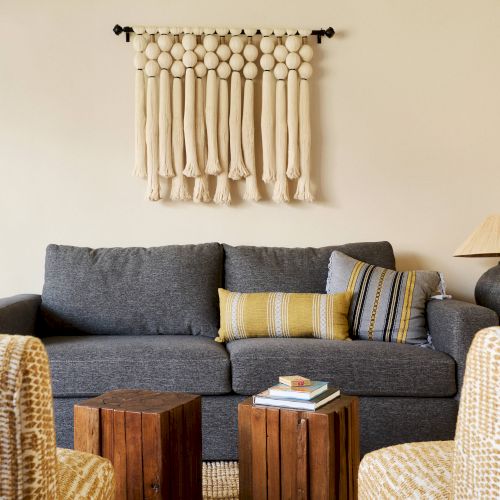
[227,338,456,397]
[0,294,41,335]
[427,299,499,397]
[44,335,231,396]
[1,242,489,461]
[359,397,458,455]
[223,241,395,292]
[201,395,244,460]
[52,398,75,450]
[53,395,457,460]
[41,243,223,337]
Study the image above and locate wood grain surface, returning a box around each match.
[74,389,202,499]
[238,395,360,500]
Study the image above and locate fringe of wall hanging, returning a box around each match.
[121,25,334,204]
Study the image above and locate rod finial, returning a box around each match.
[324,26,335,38]
[113,24,123,36]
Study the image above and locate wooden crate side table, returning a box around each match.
[239,395,360,500]
[74,389,202,500]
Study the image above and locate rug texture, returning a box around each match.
[203,461,239,500]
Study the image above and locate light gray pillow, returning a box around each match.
[326,251,442,344]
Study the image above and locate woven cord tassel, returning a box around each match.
[285,35,302,179]
[157,33,174,178]
[214,31,232,204]
[295,35,314,201]
[203,33,221,175]
[242,33,261,201]
[182,34,201,177]
[132,31,147,177]
[193,53,211,202]
[228,35,249,180]
[272,33,290,203]
[259,32,276,183]
[144,35,161,200]
[170,38,191,201]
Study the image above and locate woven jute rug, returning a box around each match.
[203,461,239,499]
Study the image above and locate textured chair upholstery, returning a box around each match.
[451,326,499,498]
[358,327,499,499]
[0,334,114,499]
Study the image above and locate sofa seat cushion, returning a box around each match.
[227,338,456,397]
[44,335,231,397]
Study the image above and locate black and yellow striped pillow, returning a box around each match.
[326,251,442,344]
[216,289,352,342]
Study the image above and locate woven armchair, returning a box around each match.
[0,334,114,499]
[358,326,499,499]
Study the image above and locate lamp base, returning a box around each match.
[475,262,500,318]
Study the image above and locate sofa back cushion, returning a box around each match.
[223,241,395,292]
[41,243,223,337]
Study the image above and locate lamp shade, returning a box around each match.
[454,214,500,257]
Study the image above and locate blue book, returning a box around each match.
[253,387,340,411]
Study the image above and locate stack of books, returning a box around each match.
[253,375,340,411]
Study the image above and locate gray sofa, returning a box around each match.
[0,241,497,460]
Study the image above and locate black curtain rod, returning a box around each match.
[113,24,335,44]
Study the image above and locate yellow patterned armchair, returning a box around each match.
[358,326,499,499]
[0,334,114,499]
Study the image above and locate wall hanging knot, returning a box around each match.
[114,24,334,204]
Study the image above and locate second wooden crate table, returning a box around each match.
[238,394,360,500]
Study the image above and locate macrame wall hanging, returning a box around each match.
[115,24,334,205]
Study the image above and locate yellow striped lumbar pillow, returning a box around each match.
[216,289,352,342]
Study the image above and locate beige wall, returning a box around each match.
[1,0,499,300]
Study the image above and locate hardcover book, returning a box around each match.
[279,375,311,387]
[269,381,328,400]
[253,387,340,411]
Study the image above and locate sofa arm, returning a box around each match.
[0,294,41,336]
[427,299,498,397]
